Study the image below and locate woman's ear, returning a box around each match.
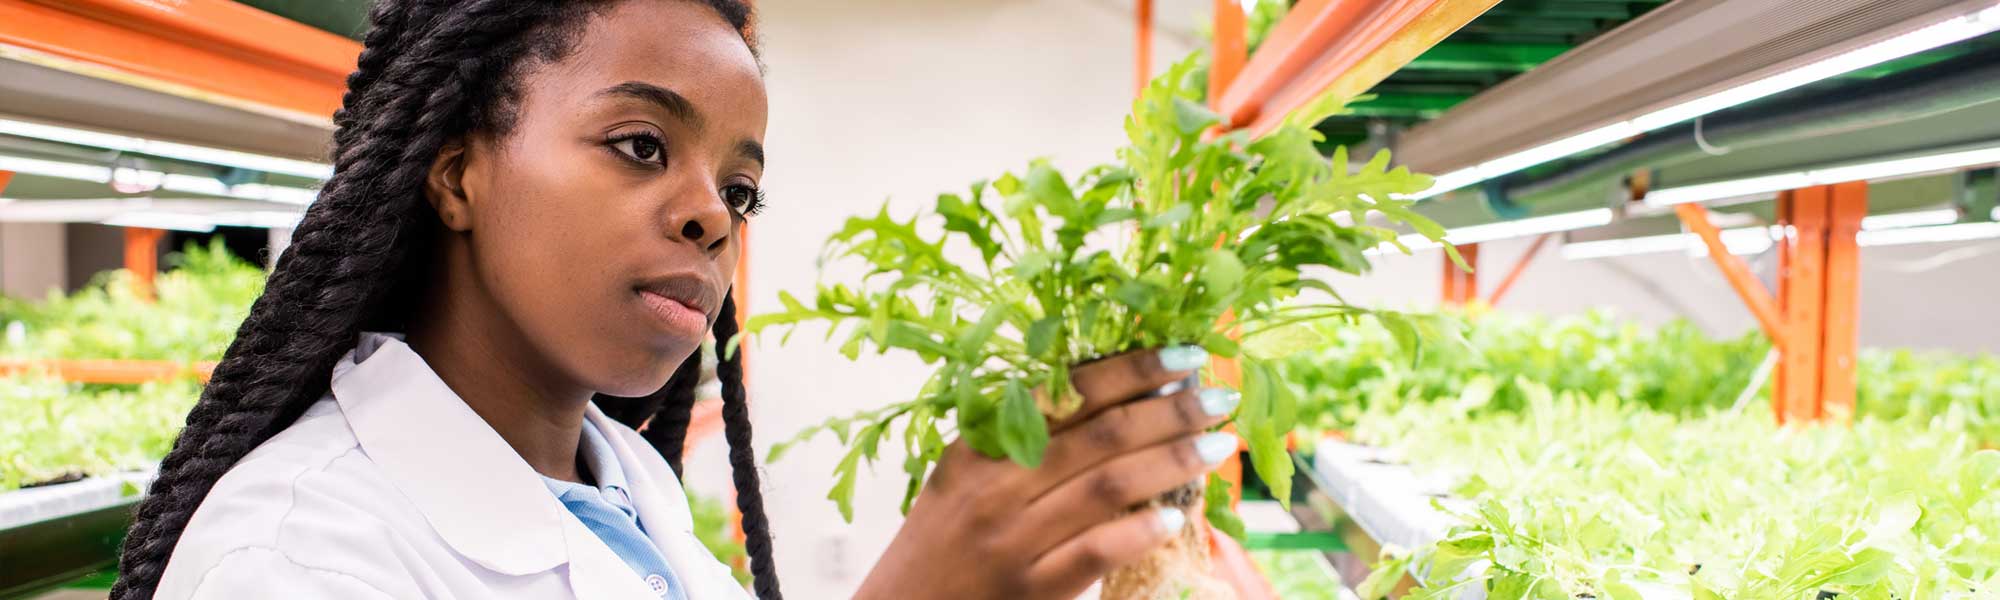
[426,139,474,232]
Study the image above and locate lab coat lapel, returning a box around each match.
[587,405,749,599]
[332,333,566,576]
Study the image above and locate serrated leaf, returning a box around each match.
[1204,473,1246,542]
[997,380,1049,467]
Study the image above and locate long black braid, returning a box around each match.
[112,1,779,598]
[711,295,782,600]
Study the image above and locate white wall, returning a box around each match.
[740,0,1197,594]
[0,222,67,299]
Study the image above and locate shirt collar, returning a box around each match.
[542,418,637,516]
[331,332,567,575]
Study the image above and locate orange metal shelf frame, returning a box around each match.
[0,359,216,384]
[0,0,358,121]
[1676,182,1867,424]
[1212,0,1501,134]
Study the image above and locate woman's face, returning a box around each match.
[437,0,766,397]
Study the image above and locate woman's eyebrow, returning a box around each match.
[597,81,704,132]
[738,139,765,169]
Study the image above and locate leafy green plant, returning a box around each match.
[0,374,202,490]
[687,488,750,585]
[1349,381,1999,600]
[1251,549,1348,600]
[1,239,264,362]
[744,57,1451,521]
[1281,310,1998,442]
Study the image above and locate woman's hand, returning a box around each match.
[853,346,1240,599]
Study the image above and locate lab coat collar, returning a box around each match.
[584,402,744,600]
[331,333,570,576]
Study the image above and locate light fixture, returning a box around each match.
[0,155,320,205]
[0,155,113,183]
[1643,144,2000,207]
[1856,221,2000,246]
[1560,226,1781,260]
[1389,208,1616,251]
[100,211,216,233]
[0,118,333,180]
[207,210,306,229]
[1408,1,2000,201]
[1860,209,1960,231]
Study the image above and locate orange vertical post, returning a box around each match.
[1772,191,1794,420]
[1440,250,1458,304]
[1818,182,1867,422]
[1780,187,1831,424]
[1136,0,1154,97]
[1442,243,1478,305]
[123,227,165,301]
[1209,0,1248,107]
[0,170,14,194]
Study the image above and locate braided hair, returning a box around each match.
[112,1,782,598]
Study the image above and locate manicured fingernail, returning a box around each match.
[1199,388,1240,416]
[1158,345,1208,372]
[1155,379,1189,397]
[1155,506,1187,535]
[1195,432,1238,466]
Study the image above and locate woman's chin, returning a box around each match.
[591,353,694,397]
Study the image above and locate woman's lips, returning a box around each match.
[638,289,709,336]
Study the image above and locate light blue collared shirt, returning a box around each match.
[542,419,688,600]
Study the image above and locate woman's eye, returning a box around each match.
[610,134,666,165]
[723,185,767,216]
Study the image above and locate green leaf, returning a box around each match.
[1357,547,1413,600]
[997,380,1050,467]
[1204,473,1247,542]
[829,448,862,522]
[1240,323,1326,361]
[1377,312,1423,365]
[1171,97,1222,135]
[955,305,1008,358]
[1025,161,1080,218]
[1240,361,1295,507]
[1025,316,1062,357]
[1200,248,1245,299]
[1143,203,1193,229]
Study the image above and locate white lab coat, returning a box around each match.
[155,333,751,599]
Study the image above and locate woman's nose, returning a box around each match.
[670,190,734,254]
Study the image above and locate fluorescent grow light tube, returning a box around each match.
[1561,226,1781,260]
[1644,144,2000,207]
[0,118,333,180]
[1860,209,1961,230]
[0,156,114,183]
[1410,2,2000,201]
[1392,208,1616,251]
[1857,221,2000,246]
[207,210,306,229]
[100,211,216,233]
[0,155,320,205]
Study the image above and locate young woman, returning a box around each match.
[115,1,1239,598]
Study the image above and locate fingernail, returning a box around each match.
[1199,388,1239,416]
[1155,506,1187,535]
[1155,379,1189,397]
[1195,432,1238,466]
[1158,345,1208,372]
